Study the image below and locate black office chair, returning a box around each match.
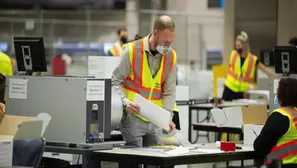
[13,137,46,168]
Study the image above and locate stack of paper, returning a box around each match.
[191,148,223,154]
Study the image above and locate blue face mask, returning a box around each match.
[274,95,280,109]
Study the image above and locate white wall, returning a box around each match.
[223,0,278,63]
[166,0,224,66]
[277,0,297,45]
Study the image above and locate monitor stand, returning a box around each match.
[25,70,33,76]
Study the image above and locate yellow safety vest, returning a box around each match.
[225,50,257,92]
[123,39,177,121]
[267,107,297,164]
[109,43,123,56]
[0,52,13,76]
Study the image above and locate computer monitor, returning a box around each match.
[273,46,297,75]
[13,37,47,75]
[260,49,274,66]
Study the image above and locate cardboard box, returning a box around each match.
[0,112,45,167]
[211,105,268,128]
[244,124,263,145]
[0,112,44,140]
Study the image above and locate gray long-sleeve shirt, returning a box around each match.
[111,35,176,112]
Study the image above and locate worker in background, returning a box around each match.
[133,33,181,130]
[222,31,276,101]
[112,15,177,168]
[0,51,13,77]
[254,78,297,168]
[106,27,128,56]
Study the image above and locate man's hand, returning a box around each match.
[125,102,140,115]
[169,121,176,132]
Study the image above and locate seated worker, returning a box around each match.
[254,78,297,168]
[106,28,128,56]
[131,33,180,130]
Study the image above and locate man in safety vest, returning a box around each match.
[106,27,128,56]
[222,31,276,101]
[112,15,177,167]
[254,78,297,167]
[132,33,181,130]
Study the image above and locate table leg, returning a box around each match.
[84,153,101,168]
[226,133,230,168]
[206,110,211,142]
[188,107,192,142]
[82,154,90,168]
[193,108,202,143]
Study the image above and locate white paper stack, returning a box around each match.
[0,139,13,167]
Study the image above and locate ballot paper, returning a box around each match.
[134,93,171,131]
[191,148,223,154]
[163,146,189,155]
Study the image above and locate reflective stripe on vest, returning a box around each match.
[123,79,162,100]
[225,51,256,92]
[10,58,13,75]
[267,107,297,163]
[110,45,122,56]
[0,103,5,113]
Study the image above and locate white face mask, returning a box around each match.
[156,45,171,54]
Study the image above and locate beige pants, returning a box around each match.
[120,112,159,147]
[120,112,161,168]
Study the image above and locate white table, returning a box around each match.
[93,143,260,167]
